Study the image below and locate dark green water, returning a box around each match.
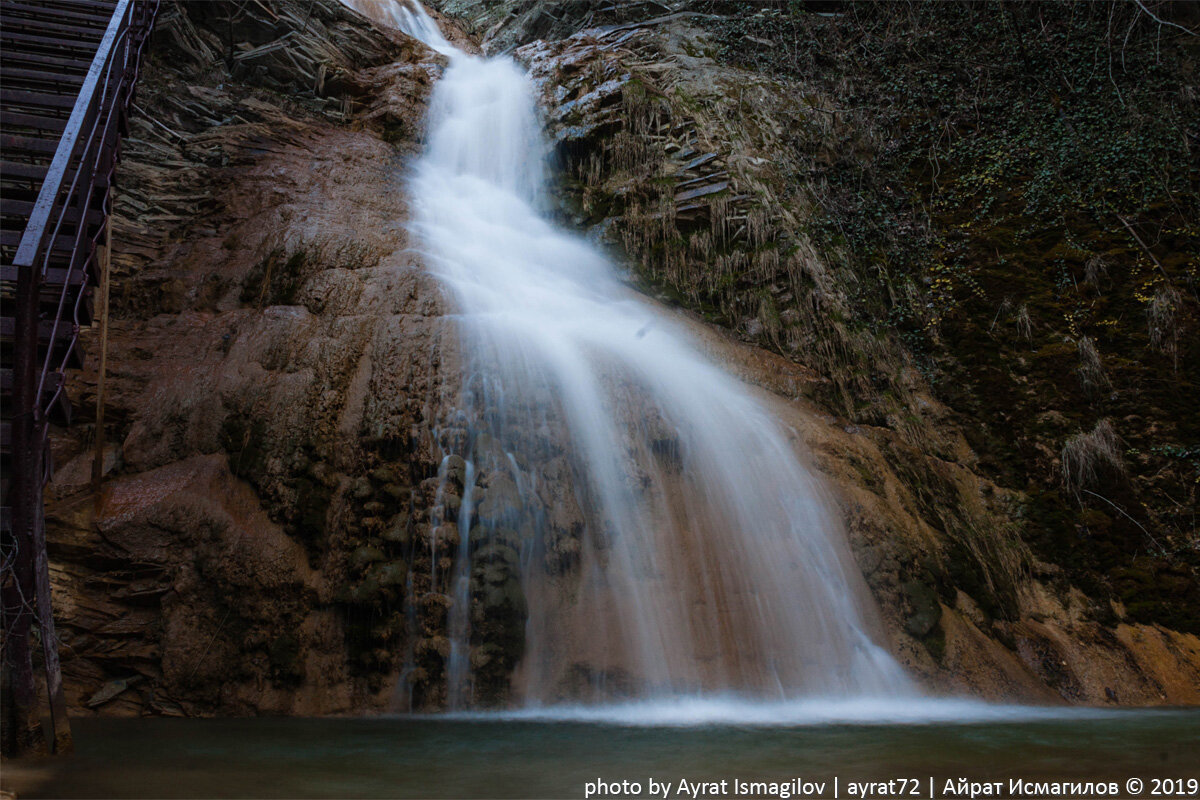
[3,707,1198,799]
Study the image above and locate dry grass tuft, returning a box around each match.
[1015,303,1033,341]
[1083,255,1109,293]
[1147,283,1181,368]
[1061,419,1125,498]
[1075,336,1110,393]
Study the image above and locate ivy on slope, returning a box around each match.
[703,0,1200,631]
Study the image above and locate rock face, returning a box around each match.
[42,0,1200,717]
[46,0,462,715]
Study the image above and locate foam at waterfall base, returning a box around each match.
[435,696,1127,727]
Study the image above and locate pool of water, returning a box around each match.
[3,703,1197,798]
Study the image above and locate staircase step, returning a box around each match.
[0,265,89,287]
[0,29,103,55]
[1,49,97,74]
[1,87,84,112]
[38,0,119,13]
[0,315,79,345]
[2,199,104,228]
[1,229,96,254]
[1,367,65,396]
[0,18,108,44]
[2,67,88,87]
[1,2,116,26]
[0,276,94,324]
[1,133,63,156]
[0,368,71,423]
[0,111,71,134]
[0,319,85,370]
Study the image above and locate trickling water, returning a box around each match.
[386,2,913,703]
[446,459,477,709]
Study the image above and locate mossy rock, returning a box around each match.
[350,545,386,571]
[476,475,522,526]
[381,483,410,502]
[922,627,947,663]
[366,560,407,587]
[482,575,527,617]
[473,542,519,566]
[370,465,403,485]
[473,562,511,589]
[338,576,382,605]
[444,455,468,489]
[381,514,411,545]
[902,580,943,637]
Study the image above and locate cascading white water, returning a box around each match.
[383,1,914,705]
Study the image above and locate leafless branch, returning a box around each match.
[1133,0,1198,37]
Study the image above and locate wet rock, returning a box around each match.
[857,545,884,576]
[86,675,143,708]
[416,635,450,660]
[339,576,382,605]
[350,545,386,570]
[474,562,511,588]
[903,581,943,637]
[482,574,526,615]
[476,474,521,525]
[444,454,468,488]
[381,514,411,545]
[367,560,407,587]
[473,542,519,566]
[430,523,460,549]
[268,634,305,683]
[381,483,410,502]
[370,465,402,485]
[470,642,506,670]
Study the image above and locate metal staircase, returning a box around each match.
[1,0,158,755]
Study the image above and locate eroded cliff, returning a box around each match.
[42,0,1200,716]
[46,0,466,715]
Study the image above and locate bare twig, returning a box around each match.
[1106,3,1126,108]
[1115,213,1171,282]
[1132,0,1198,37]
[1081,489,1168,555]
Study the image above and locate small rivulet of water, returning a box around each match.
[385,1,914,708]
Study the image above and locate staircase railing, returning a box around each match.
[4,0,159,755]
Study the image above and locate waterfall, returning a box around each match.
[384,1,914,704]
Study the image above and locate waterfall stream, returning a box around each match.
[382,2,914,706]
